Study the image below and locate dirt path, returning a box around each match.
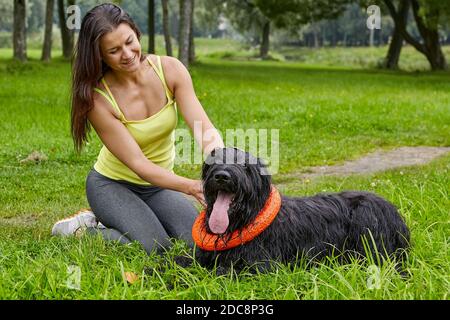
[276,146,450,185]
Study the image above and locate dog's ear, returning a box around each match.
[204,147,219,165]
[241,150,271,177]
[257,157,271,176]
[244,155,272,197]
[202,151,214,180]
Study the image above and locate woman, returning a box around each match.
[53,3,224,255]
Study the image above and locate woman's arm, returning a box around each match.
[87,95,205,206]
[163,56,225,156]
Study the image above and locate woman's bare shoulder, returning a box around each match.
[157,55,189,93]
[160,55,185,73]
[92,86,121,120]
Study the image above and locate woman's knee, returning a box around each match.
[84,170,191,254]
[145,189,198,245]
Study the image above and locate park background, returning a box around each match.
[0,0,448,299]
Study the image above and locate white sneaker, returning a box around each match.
[97,221,106,229]
[52,209,98,236]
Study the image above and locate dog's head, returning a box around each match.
[201,147,272,235]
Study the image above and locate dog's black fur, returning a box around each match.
[190,147,410,273]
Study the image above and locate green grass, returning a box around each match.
[0,43,449,299]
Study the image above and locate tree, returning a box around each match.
[120,0,149,36]
[220,1,268,56]
[189,0,195,63]
[161,0,173,56]
[265,0,350,26]
[13,0,27,62]
[260,0,351,55]
[384,0,448,70]
[220,0,350,58]
[41,0,54,62]
[359,0,408,69]
[259,17,270,58]
[178,0,193,67]
[382,0,409,69]
[148,0,155,53]
[194,0,224,38]
[27,0,45,33]
[57,0,75,59]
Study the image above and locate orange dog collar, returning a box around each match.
[192,186,281,251]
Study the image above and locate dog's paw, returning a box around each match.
[215,266,231,276]
[173,255,194,268]
[143,265,164,276]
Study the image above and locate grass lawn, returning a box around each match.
[0,44,449,299]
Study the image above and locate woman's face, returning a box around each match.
[99,23,142,73]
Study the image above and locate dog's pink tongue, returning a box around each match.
[208,191,233,234]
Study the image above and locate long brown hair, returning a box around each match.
[71,3,144,153]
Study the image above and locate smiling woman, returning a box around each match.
[52,3,224,255]
[100,24,142,72]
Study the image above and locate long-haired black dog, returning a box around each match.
[188,147,410,273]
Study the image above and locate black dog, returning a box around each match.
[188,147,410,273]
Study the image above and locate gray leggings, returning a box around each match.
[85,168,198,254]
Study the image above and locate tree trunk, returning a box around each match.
[41,0,54,62]
[422,29,447,70]
[410,0,447,70]
[259,20,270,59]
[178,0,192,67]
[161,0,172,56]
[148,0,155,54]
[383,30,403,69]
[384,0,447,70]
[188,0,195,64]
[13,0,27,62]
[382,0,409,69]
[58,0,75,59]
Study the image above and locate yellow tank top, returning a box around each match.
[93,55,178,185]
